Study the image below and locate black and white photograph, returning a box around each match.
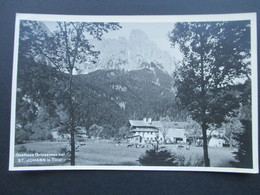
[9,13,258,173]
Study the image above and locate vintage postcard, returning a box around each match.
[9,13,258,173]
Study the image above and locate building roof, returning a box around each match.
[129,120,163,128]
[127,135,141,138]
[130,128,159,133]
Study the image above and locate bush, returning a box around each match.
[17,145,36,153]
[138,148,179,166]
[30,129,50,141]
[15,128,30,144]
[57,146,70,163]
[181,155,204,166]
[58,146,70,156]
[139,147,205,167]
[232,120,253,168]
[47,133,54,141]
[17,145,27,153]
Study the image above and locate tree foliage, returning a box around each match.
[168,21,251,166]
[18,20,121,165]
[169,21,250,125]
[159,116,172,143]
[232,120,253,168]
[184,116,202,139]
[15,59,67,143]
[208,116,243,148]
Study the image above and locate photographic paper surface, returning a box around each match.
[9,13,258,173]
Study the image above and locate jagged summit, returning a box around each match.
[129,29,150,42]
[79,29,177,75]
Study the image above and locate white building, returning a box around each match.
[161,121,187,143]
[127,118,163,144]
[127,118,188,144]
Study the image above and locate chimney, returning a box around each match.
[148,118,152,124]
[143,118,147,122]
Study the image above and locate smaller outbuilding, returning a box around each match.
[161,121,187,143]
[208,129,229,147]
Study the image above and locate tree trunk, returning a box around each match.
[198,32,210,167]
[69,72,75,165]
[202,122,210,166]
[229,137,233,149]
[70,128,75,165]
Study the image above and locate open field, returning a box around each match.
[14,140,236,167]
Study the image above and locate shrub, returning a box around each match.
[232,120,253,168]
[57,146,70,163]
[138,148,179,166]
[17,145,27,153]
[15,128,30,144]
[139,147,205,166]
[47,133,54,141]
[17,145,36,153]
[182,155,204,166]
[30,129,50,141]
[58,146,70,156]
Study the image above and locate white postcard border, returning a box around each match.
[9,13,258,173]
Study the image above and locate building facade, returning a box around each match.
[161,121,187,143]
[127,118,162,144]
[127,118,188,145]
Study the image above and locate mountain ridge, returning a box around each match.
[78,29,177,75]
[73,65,179,129]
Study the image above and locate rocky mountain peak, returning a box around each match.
[129,29,150,42]
[79,29,177,75]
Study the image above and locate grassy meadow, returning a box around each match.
[14,140,236,167]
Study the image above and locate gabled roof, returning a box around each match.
[127,135,141,138]
[130,128,159,133]
[129,120,163,128]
